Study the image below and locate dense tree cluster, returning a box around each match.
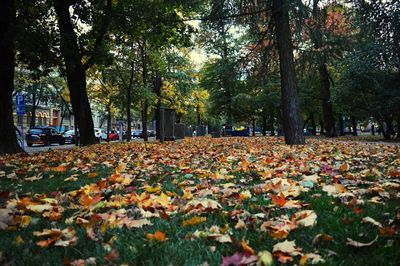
[0,0,399,154]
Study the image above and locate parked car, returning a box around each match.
[94,128,107,141]
[26,127,65,147]
[108,130,119,141]
[63,129,77,144]
[148,130,156,137]
[132,130,142,138]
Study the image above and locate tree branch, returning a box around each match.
[82,0,112,71]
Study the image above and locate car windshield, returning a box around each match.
[28,129,44,134]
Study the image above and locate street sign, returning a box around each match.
[16,94,25,115]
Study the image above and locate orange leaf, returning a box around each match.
[340,163,350,172]
[182,216,206,227]
[88,172,98,178]
[241,239,254,255]
[146,230,166,241]
[52,165,67,172]
[271,193,286,207]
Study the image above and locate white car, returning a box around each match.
[94,128,107,140]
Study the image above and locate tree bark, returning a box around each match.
[311,1,336,137]
[338,113,345,136]
[153,72,162,139]
[0,0,23,155]
[310,112,317,136]
[319,119,325,135]
[126,84,132,142]
[252,117,256,136]
[272,0,305,145]
[319,64,336,136]
[140,42,148,142]
[53,0,96,146]
[262,111,267,136]
[397,108,400,139]
[30,89,37,128]
[351,116,357,136]
[107,104,111,142]
[269,108,275,136]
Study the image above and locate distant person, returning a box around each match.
[371,124,375,135]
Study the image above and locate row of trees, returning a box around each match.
[199,0,400,141]
[1,0,399,154]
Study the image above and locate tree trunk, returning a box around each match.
[319,119,325,135]
[54,0,96,146]
[107,104,111,142]
[269,109,275,136]
[351,116,358,136]
[126,85,132,142]
[142,102,148,141]
[376,117,390,140]
[311,1,336,137]
[197,107,201,126]
[141,42,148,142]
[338,113,345,136]
[272,0,305,145]
[153,72,162,139]
[397,108,400,139]
[0,0,23,154]
[30,90,37,128]
[262,112,267,136]
[310,112,317,136]
[252,117,256,136]
[319,64,336,137]
[385,116,394,137]
[59,101,65,131]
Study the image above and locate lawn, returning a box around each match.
[0,137,399,265]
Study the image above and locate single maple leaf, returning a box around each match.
[270,193,286,207]
[182,216,207,227]
[146,230,166,241]
[52,165,67,172]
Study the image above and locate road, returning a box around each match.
[21,138,157,154]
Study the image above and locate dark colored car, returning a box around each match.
[26,127,65,147]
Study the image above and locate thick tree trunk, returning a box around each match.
[385,116,394,137]
[54,0,96,146]
[338,113,345,136]
[319,119,325,135]
[0,0,23,154]
[273,0,305,145]
[351,116,358,136]
[30,105,37,128]
[310,113,317,136]
[376,117,390,140]
[319,64,336,136]
[312,1,336,137]
[262,112,267,136]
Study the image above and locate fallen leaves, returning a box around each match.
[273,240,302,263]
[34,227,77,247]
[0,137,399,265]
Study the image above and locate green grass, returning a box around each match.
[1,139,399,265]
